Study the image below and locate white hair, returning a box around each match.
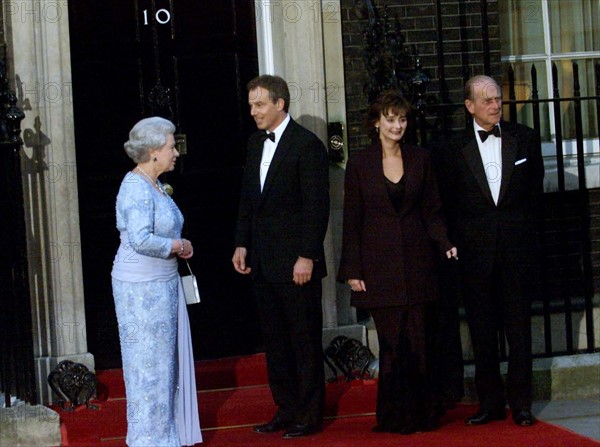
[123,117,176,163]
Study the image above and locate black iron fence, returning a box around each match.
[502,61,598,357]
[410,58,600,358]
[0,53,36,406]
[355,0,598,358]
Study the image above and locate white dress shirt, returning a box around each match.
[260,114,290,191]
[474,121,502,205]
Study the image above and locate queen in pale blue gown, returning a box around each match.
[111,117,202,446]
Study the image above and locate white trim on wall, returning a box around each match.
[255,1,276,74]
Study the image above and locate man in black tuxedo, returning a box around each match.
[436,75,544,427]
[232,75,330,438]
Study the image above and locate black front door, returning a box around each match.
[68,1,261,368]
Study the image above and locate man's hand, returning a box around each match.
[293,256,313,285]
[232,247,251,274]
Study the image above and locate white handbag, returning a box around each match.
[181,260,200,305]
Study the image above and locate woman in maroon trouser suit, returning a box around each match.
[338,90,457,434]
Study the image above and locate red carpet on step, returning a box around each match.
[57,353,600,447]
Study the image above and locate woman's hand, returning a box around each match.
[446,246,458,260]
[177,238,194,259]
[348,279,366,292]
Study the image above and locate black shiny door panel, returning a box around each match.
[68,0,260,368]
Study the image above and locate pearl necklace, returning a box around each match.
[136,166,166,195]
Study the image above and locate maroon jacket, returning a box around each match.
[337,142,453,309]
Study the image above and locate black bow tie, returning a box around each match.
[478,125,501,142]
[258,132,275,143]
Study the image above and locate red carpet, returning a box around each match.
[56,353,600,447]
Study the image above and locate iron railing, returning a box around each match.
[358,0,598,359]
[422,4,599,358]
[0,50,36,407]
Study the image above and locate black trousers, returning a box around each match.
[433,258,465,405]
[370,304,439,432]
[461,259,533,412]
[253,275,325,426]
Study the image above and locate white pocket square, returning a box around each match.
[514,158,527,165]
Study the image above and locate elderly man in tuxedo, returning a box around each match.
[436,75,544,427]
[232,75,330,439]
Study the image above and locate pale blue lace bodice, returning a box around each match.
[112,172,183,281]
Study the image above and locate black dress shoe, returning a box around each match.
[282,423,321,438]
[465,409,507,425]
[253,418,292,433]
[512,409,536,426]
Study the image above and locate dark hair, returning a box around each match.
[366,89,412,137]
[247,75,291,113]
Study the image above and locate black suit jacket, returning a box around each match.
[234,118,330,282]
[436,120,544,277]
